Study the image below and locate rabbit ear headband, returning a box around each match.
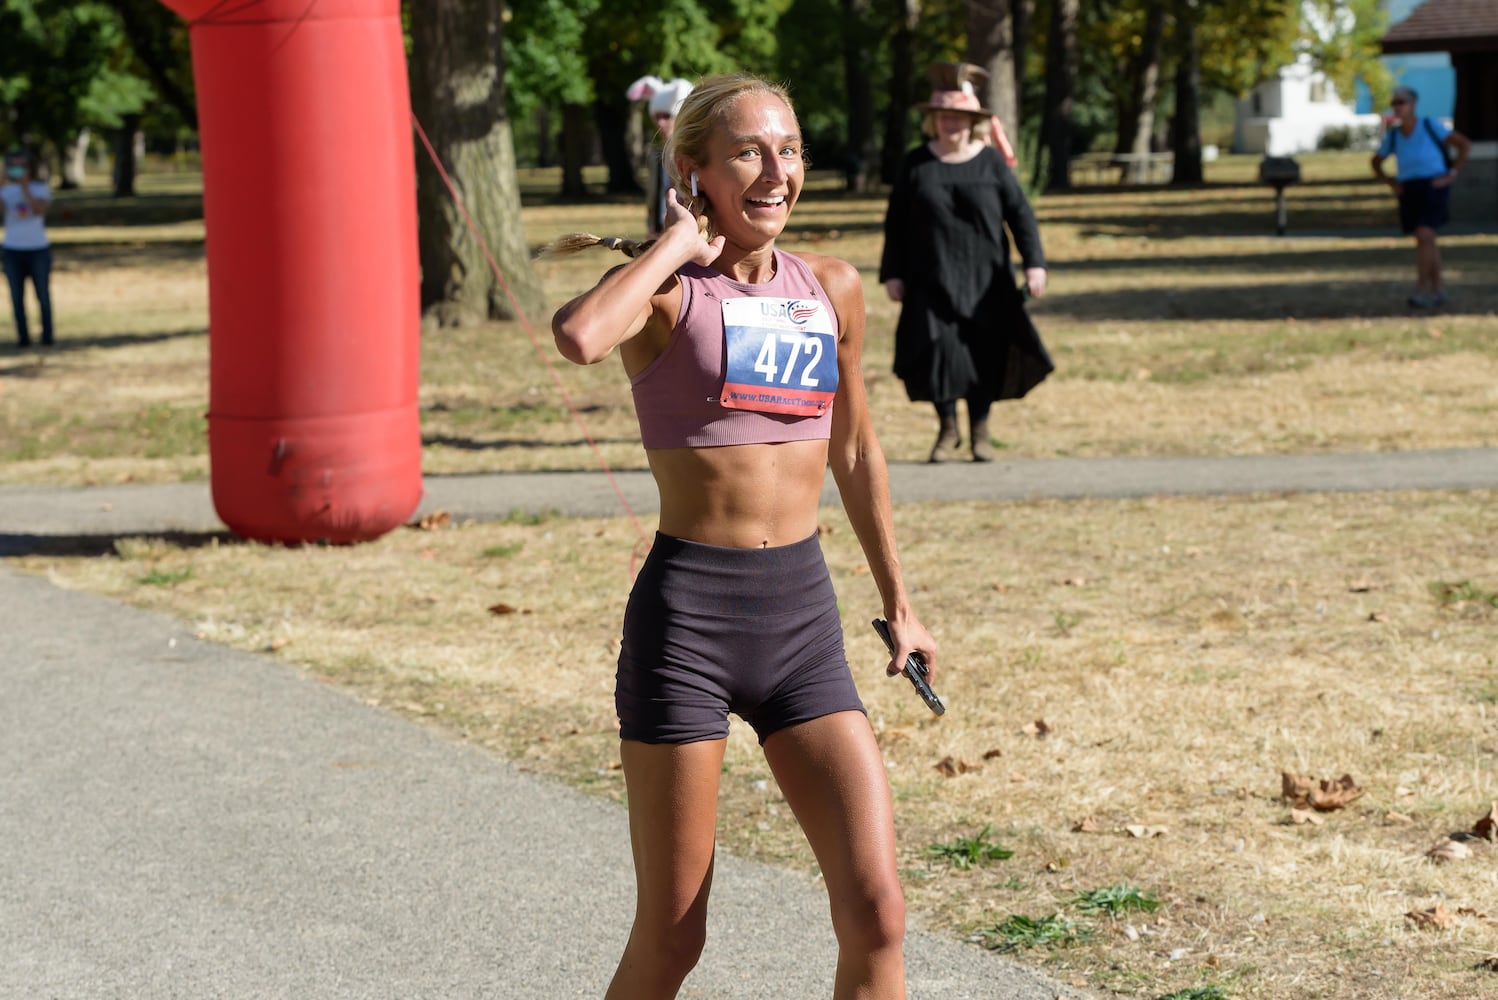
[626,75,695,118]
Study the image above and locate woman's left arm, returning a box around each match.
[810,253,939,681]
[997,160,1046,296]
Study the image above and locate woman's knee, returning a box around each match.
[831,877,906,953]
[630,911,709,978]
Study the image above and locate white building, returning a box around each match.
[1232,55,1384,155]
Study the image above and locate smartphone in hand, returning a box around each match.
[871,618,945,716]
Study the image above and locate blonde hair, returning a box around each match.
[537,73,799,260]
[919,110,990,142]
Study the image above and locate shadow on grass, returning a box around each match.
[422,433,642,451]
[56,241,206,269]
[0,529,237,559]
[49,190,203,228]
[1036,279,1497,322]
[0,329,208,370]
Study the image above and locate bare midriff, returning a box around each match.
[646,438,829,549]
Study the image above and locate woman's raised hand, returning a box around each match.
[663,187,725,267]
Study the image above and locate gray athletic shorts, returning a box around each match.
[616,532,866,745]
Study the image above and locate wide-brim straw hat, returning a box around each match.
[913,61,994,117]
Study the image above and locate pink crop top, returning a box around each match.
[631,250,840,449]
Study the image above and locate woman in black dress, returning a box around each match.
[879,62,1051,463]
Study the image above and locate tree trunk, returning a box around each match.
[62,128,90,188]
[881,0,919,184]
[112,114,141,197]
[1116,0,1166,178]
[1040,0,1079,191]
[410,0,544,326]
[842,0,877,191]
[1169,0,1204,186]
[595,99,641,196]
[1014,0,1035,125]
[965,0,1020,147]
[534,105,554,168]
[560,103,590,197]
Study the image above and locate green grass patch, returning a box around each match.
[977,913,1091,951]
[136,567,192,586]
[925,824,1014,869]
[481,543,524,559]
[1157,988,1228,1000]
[1072,883,1162,917]
[1430,580,1498,610]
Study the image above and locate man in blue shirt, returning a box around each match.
[1371,86,1471,308]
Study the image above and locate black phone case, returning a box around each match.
[871,618,945,716]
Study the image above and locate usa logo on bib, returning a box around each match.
[719,297,838,417]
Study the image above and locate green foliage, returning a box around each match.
[1157,988,1227,1000]
[1430,580,1498,610]
[1299,0,1391,108]
[925,824,1014,869]
[136,567,192,586]
[1072,883,1162,917]
[977,912,1090,950]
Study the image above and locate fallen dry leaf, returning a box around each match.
[1124,824,1168,838]
[932,755,981,777]
[1476,955,1498,972]
[1290,808,1324,826]
[1347,578,1376,592]
[1368,611,1389,623]
[1473,802,1498,843]
[1457,908,1488,920]
[1022,719,1050,738]
[1073,816,1100,833]
[1281,771,1365,811]
[267,636,291,652]
[1406,903,1456,930]
[487,602,532,616]
[982,747,1004,760]
[1385,811,1414,825]
[413,509,452,530]
[1426,839,1472,864]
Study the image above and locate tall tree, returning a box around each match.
[841,0,878,190]
[1116,0,1166,170]
[1039,0,1079,190]
[410,0,544,326]
[1299,0,1391,107]
[881,0,919,183]
[1168,0,1202,185]
[965,0,1021,148]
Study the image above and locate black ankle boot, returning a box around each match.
[929,415,961,463]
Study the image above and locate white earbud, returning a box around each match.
[690,172,698,198]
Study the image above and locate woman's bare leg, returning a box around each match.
[605,738,726,1000]
[763,711,906,1000]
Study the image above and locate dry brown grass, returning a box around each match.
[11,492,1498,998]
[5,154,1498,999]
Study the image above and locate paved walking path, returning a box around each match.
[3,447,1496,545]
[4,448,1495,998]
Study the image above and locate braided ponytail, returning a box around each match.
[535,233,655,259]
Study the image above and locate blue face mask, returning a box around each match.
[5,166,23,180]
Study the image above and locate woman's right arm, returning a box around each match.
[553,189,723,365]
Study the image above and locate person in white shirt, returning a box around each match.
[2,150,53,347]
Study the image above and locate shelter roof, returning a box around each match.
[1382,0,1498,53]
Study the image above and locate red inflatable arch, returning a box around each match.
[159,0,421,543]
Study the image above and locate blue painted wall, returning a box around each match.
[1356,0,1455,117]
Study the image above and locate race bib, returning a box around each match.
[719,297,838,416]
